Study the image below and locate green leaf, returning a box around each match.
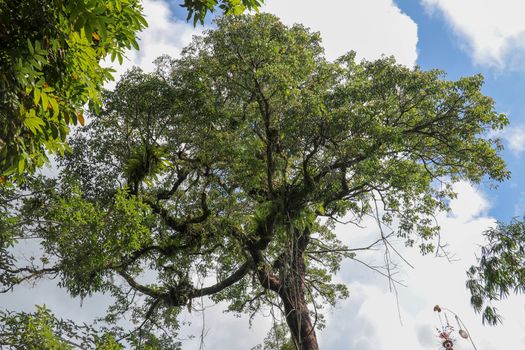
[33,87,41,106]
[27,39,34,55]
[41,92,48,111]
[49,97,59,118]
[17,158,25,173]
[24,111,46,134]
[130,37,139,50]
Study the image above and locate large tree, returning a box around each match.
[468,217,525,325]
[0,14,509,349]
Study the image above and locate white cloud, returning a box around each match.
[325,182,525,350]
[321,283,430,350]
[104,0,420,85]
[448,181,489,222]
[491,123,525,156]
[514,193,525,217]
[422,0,525,70]
[500,125,525,155]
[263,0,418,66]
[179,300,272,349]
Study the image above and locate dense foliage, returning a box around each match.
[0,0,262,183]
[0,0,147,181]
[0,14,509,349]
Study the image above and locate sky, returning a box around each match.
[4,1,525,349]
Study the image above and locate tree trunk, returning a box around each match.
[250,215,319,349]
[279,283,319,350]
[278,227,319,350]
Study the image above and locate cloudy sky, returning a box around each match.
[5,1,525,349]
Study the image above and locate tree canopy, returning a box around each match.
[0,14,509,350]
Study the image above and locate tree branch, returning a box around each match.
[192,259,252,298]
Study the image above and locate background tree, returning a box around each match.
[467,217,525,326]
[0,0,263,184]
[0,14,509,350]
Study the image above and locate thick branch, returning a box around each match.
[156,171,188,200]
[161,260,253,307]
[0,266,58,293]
[117,270,162,298]
[192,259,252,297]
[144,192,210,233]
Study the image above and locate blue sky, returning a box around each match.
[4,1,525,349]
[396,0,525,222]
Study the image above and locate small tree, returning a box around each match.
[1,14,509,349]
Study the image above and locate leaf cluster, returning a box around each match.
[0,0,147,182]
[181,0,263,25]
[0,305,122,349]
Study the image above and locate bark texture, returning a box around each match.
[278,226,318,350]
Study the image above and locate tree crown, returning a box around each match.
[0,13,509,348]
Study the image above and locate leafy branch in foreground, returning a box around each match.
[181,0,263,25]
[0,0,262,184]
[1,14,509,350]
[0,0,148,181]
